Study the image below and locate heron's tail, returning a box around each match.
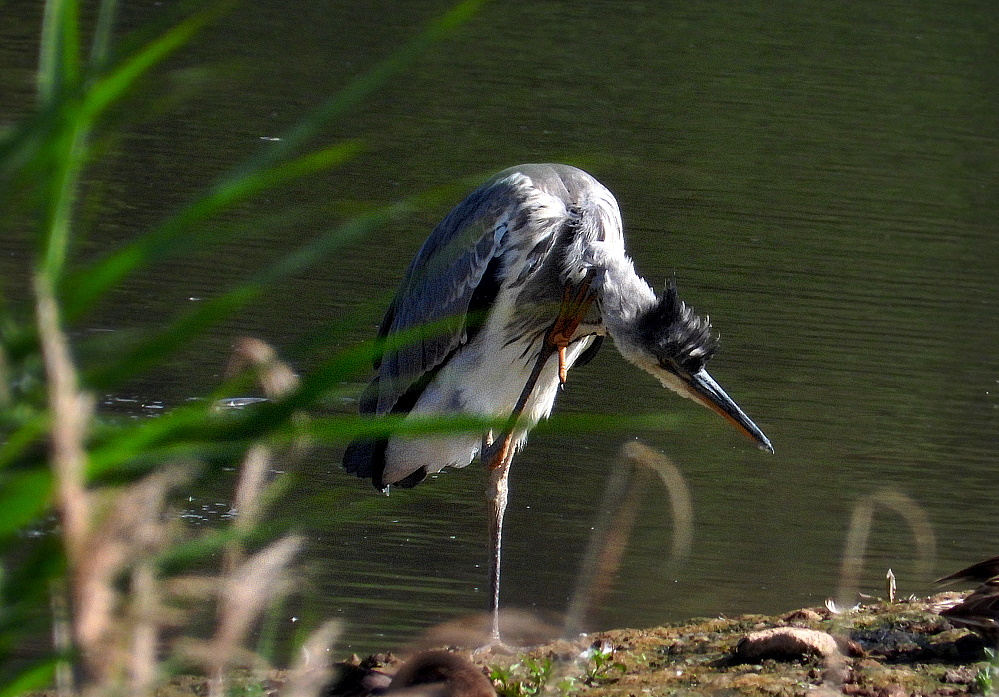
[343,437,427,490]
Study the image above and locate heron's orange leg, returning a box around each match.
[482,272,598,471]
[486,431,515,471]
[482,271,598,646]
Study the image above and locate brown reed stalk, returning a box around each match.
[281,620,342,697]
[35,312,337,696]
[36,277,94,690]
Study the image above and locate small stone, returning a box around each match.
[782,608,823,624]
[942,666,976,684]
[735,627,855,662]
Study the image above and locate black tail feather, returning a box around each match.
[343,437,388,490]
[342,437,429,490]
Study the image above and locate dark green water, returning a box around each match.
[2,0,997,656]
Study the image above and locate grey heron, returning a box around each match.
[344,163,772,643]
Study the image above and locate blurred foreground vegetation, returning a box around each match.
[0,0,488,694]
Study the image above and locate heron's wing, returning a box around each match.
[366,170,557,415]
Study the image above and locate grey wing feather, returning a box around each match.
[368,172,534,414]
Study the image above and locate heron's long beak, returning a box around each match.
[682,368,773,453]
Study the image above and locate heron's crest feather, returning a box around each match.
[638,279,718,372]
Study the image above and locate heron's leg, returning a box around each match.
[479,273,597,646]
[486,444,514,645]
[481,342,556,470]
[479,349,553,646]
[482,273,598,469]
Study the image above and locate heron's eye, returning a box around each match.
[658,355,685,376]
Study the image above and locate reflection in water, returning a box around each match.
[836,488,936,609]
[565,441,693,637]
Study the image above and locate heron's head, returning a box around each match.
[624,280,773,453]
[636,279,718,377]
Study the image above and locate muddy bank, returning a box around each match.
[77,592,994,697]
[332,593,993,697]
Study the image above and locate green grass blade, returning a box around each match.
[0,660,58,697]
[0,414,49,471]
[79,2,225,121]
[79,173,477,396]
[37,0,80,108]
[36,0,83,281]
[88,0,121,72]
[37,114,88,281]
[85,404,229,478]
[235,0,488,172]
[81,193,392,390]
[0,470,53,539]
[0,112,52,194]
[37,3,222,283]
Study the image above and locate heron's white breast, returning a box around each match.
[382,286,598,481]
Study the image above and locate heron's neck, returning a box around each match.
[596,255,657,338]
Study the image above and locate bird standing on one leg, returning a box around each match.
[343,163,773,645]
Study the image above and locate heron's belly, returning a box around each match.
[380,335,597,483]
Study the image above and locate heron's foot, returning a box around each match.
[557,346,568,384]
[471,639,517,657]
[549,275,598,383]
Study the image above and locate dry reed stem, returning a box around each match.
[36,278,93,690]
[35,282,90,556]
[233,444,271,531]
[51,584,74,697]
[624,441,694,563]
[37,273,186,694]
[229,337,299,399]
[75,468,186,693]
[223,443,272,577]
[564,440,693,637]
[207,534,304,697]
[223,337,303,571]
[208,340,308,695]
[281,620,343,697]
[128,562,158,697]
[563,445,635,637]
[35,313,324,695]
